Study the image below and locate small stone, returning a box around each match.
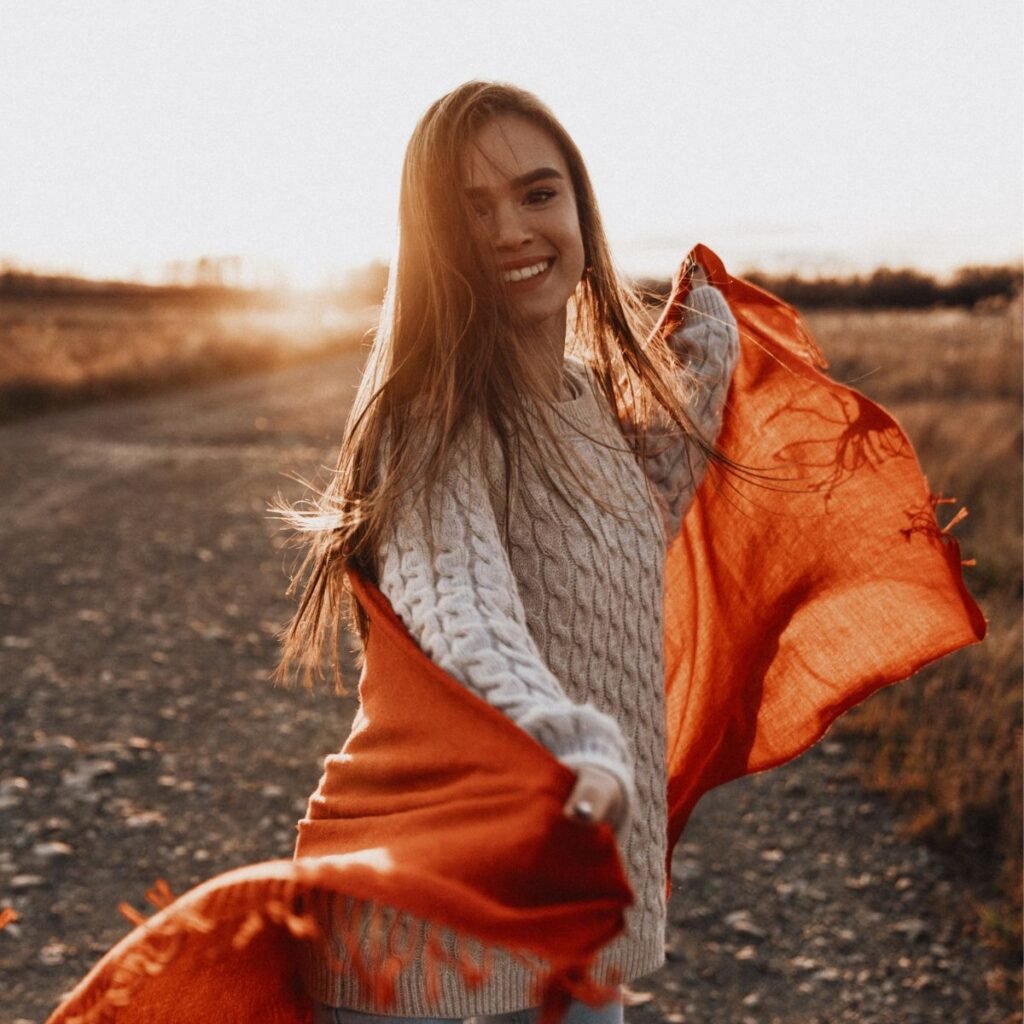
[125,810,166,828]
[741,992,761,1008]
[734,945,758,961]
[790,955,819,972]
[11,874,47,890]
[724,910,766,940]
[32,841,73,862]
[891,919,929,943]
[39,939,74,965]
[844,873,874,890]
[62,760,116,790]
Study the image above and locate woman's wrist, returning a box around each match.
[563,761,631,832]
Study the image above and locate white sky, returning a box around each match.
[1,0,1021,285]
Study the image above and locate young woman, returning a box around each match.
[39,76,984,1024]
[278,81,740,1024]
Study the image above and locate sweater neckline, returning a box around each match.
[527,358,614,436]
[517,357,619,440]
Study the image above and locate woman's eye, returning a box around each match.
[525,189,556,205]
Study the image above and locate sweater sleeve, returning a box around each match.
[640,284,740,540]
[377,422,635,828]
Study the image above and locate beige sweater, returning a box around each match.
[302,286,739,1015]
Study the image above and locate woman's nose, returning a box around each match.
[491,202,531,250]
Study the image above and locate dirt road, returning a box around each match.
[0,355,1011,1023]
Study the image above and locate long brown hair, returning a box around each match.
[274,81,718,690]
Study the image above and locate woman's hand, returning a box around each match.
[563,764,627,831]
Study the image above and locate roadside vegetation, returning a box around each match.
[805,300,1023,963]
[0,266,386,421]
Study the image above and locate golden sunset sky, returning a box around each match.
[2,1,1021,286]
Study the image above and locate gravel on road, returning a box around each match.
[0,354,1015,1023]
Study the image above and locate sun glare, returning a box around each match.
[0,2,1019,283]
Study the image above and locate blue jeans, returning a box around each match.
[311,993,625,1024]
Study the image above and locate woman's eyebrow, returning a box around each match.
[464,167,564,199]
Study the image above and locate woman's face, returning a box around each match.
[463,115,586,348]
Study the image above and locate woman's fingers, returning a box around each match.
[563,764,625,828]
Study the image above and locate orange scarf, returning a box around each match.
[37,246,985,1024]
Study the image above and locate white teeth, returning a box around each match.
[502,259,551,283]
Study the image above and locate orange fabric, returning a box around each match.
[39,246,985,1024]
[292,571,634,1007]
[42,572,632,1024]
[661,244,987,863]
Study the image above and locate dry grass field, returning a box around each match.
[804,302,1023,952]
[1,285,1020,956]
[0,288,376,420]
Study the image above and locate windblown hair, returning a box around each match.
[274,81,719,690]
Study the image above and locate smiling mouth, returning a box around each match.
[501,259,552,284]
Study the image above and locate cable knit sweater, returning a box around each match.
[304,286,739,1015]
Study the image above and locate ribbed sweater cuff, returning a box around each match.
[516,702,636,835]
[684,284,735,326]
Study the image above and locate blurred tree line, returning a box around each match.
[3,257,1019,311]
[638,263,1022,310]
